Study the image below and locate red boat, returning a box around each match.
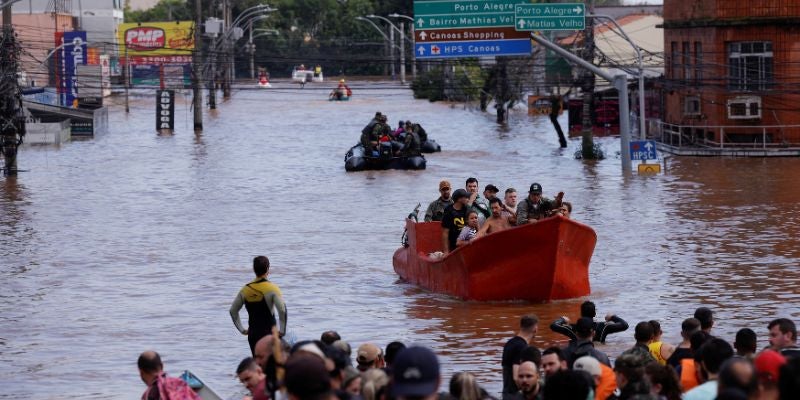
[392,216,597,302]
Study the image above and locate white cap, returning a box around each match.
[573,356,602,377]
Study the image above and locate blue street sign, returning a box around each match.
[630,140,658,161]
[415,38,531,58]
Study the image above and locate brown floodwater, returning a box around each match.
[1,80,799,398]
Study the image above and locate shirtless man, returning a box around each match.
[476,198,512,238]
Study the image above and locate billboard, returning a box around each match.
[117,21,195,57]
[55,31,88,107]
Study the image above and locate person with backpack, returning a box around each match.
[230,256,288,355]
[138,351,200,400]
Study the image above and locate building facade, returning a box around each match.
[662,0,800,147]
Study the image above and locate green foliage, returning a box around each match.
[125,0,193,23]
[410,68,445,102]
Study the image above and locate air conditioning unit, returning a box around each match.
[727,96,761,120]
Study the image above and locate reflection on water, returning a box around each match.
[1,82,800,398]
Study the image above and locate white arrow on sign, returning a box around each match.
[644,142,654,152]
[573,5,582,13]
[517,19,526,29]
[417,17,424,28]
[417,45,426,55]
[419,31,428,41]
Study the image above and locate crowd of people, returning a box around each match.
[137,296,800,400]
[420,177,571,253]
[360,112,428,158]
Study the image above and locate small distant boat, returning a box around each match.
[292,69,313,84]
[329,95,350,101]
[392,216,596,302]
[344,143,426,171]
[180,370,224,400]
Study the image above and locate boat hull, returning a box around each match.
[344,144,426,171]
[420,139,441,153]
[392,217,596,302]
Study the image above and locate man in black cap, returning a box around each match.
[562,317,611,368]
[391,347,441,400]
[441,188,470,253]
[516,183,555,225]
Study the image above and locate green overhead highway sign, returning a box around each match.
[514,3,586,31]
[414,0,524,16]
[414,0,532,29]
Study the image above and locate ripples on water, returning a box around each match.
[1,81,799,398]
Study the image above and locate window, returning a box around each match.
[670,42,678,79]
[727,96,762,119]
[728,41,773,91]
[682,42,691,81]
[684,96,701,116]
[694,42,703,84]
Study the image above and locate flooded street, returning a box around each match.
[2,81,800,398]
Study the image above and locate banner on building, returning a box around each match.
[55,31,88,107]
[118,21,195,57]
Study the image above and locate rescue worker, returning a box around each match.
[230,255,288,355]
[361,112,382,151]
[372,114,392,156]
[424,180,454,222]
[398,121,420,157]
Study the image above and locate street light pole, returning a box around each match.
[368,14,410,84]
[389,13,416,81]
[356,16,401,80]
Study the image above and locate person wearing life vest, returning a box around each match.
[230,256,288,355]
[333,79,351,99]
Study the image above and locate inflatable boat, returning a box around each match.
[344,143,426,171]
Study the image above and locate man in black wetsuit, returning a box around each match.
[230,256,288,355]
[550,300,629,343]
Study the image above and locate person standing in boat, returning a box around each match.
[475,198,512,238]
[441,189,470,253]
[516,183,555,225]
[230,256,288,355]
[465,177,491,222]
[424,180,453,222]
[361,112,382,152]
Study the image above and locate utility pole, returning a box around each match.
[389,25,395,80]
[580,10,597,159]
[192,0,203,130]
[207,1,217,109]
[399,20,406,84]
[0,21,26,176]
[222,0,231,99]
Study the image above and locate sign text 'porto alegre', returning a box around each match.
[413,0,532,59]
[514,3,586,31]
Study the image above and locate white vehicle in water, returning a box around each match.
[291,65,324,85]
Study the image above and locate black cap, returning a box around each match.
[391,347,440,397]
[452,188,469,201]
[484,184,499,194]
[529,183,543,194]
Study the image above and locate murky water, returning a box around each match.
[1,80,799,399]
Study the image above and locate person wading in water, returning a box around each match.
[230,255,288,355]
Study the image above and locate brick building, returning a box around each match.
[662,0,800,150]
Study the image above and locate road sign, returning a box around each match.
[416,39,531,58]
[514,3,586,31]
[630,140,658,161]
[415,27,529,43]
[413,0,533,58]
[414,0,521,16]
[638,163,661,174]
